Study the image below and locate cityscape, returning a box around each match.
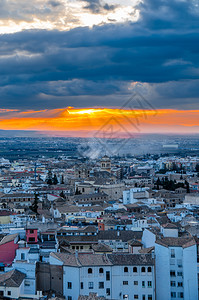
[0,140,199,299]
[1,0,199,299]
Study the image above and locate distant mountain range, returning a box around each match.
[0,130,45,137]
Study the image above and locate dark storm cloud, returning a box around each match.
[0,0,199,109]
[83,0,117,13]
[48,0,62,7]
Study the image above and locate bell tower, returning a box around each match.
[100,155,111,173]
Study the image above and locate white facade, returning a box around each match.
[50,253,155,300]
[6,247,40,296]
[142,229,156,248]
[155,239,198,300]
[0,282,25,299]
[123,188,146,205]
[12,261,36,295]
[161,227,178,238]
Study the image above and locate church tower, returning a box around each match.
[100,155,111,173]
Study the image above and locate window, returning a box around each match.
[142,281,145,288]
[148,281,152,288]
[123,295,128,300]
[67,282,72,289]
[106,271,110,281]
[80,246,83,249]
[177,272,183,276]
[133,267,137,273]
[72,246,75,249]
[170,281,176,287]
[106,288,110,296]
[171,292,176,298]
[80,282,83,289]
[177,259,182,268]
[170,259,175,265]
[142,296,145,300]
[88,268,93,274]
[147,267,152,272]
[30,229,34,234]
[68,297,72,300]
[123,281,128,285]
[141,267,145,273]
[29,237,35,242]
[134,296,138,299]
[99,282,104,289]
[21,253,25,260]
[148,296,152,300]
[88,282,94,289]
[178,282,183,287]
[134,281,138,285]
[99,268,104,274]
[171,249,175,258]
[170,271,176,277]
[7,291,11,296]
[25,281,30,286]
[0,292,3,296]
[124,267,128,273]
[178,292,183,298]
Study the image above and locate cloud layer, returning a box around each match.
[0,0,199,117]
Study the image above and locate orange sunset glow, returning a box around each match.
[0,107,199,137]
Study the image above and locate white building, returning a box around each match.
[160,223,179,238]
[0,269,25,299]
[155,237,198,300]
[5,243,39,296]
[123,188,147,205]
[142,228,159,249]
[50,252,155,300]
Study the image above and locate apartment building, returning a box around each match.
[155,237,198,300]
[49,252,155,300]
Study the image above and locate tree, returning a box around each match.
[30,193,39,214]
[2,202,6,209]
[172,163,178,172]
[185,180,190,193]
[61,174,64,184]
[47,178,53,185]
[75,187,81,195]
[156,177,161,190]
[158,169,167,174]
[53,174,58,185]
[47,169,53,185]
[60,191,66,199]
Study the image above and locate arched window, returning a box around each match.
[133,267,137,273]
[148,267,152,273]
[99,268,104,274]
[88,268,93,274]
[124,267,128,273]
[141,267,145,272]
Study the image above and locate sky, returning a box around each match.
[0,0,199,136]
